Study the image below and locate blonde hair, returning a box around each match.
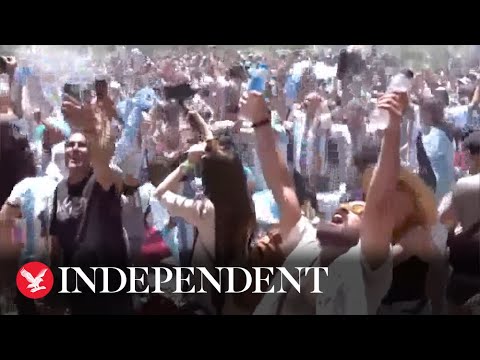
[362,166,438,228]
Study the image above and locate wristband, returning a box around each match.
[252,118,271,129]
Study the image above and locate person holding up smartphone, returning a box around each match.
[94,77,118,121]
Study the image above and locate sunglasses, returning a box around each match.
[339,201,366,216]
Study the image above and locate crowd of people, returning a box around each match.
[0,45,479,315]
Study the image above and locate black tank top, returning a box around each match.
[382,256,429,304]
[448,231,480,275]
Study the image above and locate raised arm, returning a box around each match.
[361,92,406,270]
[187,110,214,141]
[154,164,188,200]
[2,56,24,119]
[240,92,301,239]
[61,95,121,192]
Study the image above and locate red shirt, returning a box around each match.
[140,226,171,259]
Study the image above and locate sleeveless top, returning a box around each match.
[382,218,429,304]
[382,256,429,304]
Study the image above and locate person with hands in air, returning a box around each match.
[45,94,133,315]
[362,90,444,315]
[94,77,118,121]
[239,90,319,315]
[153,110,256,315]
[286,91,326,210]
[240,87,434,315]
[0,55,27,121]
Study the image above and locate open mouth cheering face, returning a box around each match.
[331,201,365,228]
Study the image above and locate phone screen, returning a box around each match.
[95,79,108,100]
[64,83,82,102]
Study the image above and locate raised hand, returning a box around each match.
[96,95,117,121]
[239,91,270,125]
[62,95,114,164]
[62,95,97,134]
[303,92,323,117]
[376,91,408,127]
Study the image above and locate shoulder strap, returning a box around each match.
[416,133,437,193]
[55,179,69,208]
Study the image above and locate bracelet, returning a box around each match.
[251,118,271,129]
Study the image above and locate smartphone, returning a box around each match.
[63,83,82,102]
[95,79,108,100]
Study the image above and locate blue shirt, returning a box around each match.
[422,126,455,202]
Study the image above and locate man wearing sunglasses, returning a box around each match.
[240,88,422,315]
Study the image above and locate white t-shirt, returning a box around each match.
[159,191,217,313]
[7,176,59,263]
[253,217,393,315]
[315,241,392,315]
[159,190,252,314]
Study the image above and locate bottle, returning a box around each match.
[369,69,414,130]
[248,64,269,93]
